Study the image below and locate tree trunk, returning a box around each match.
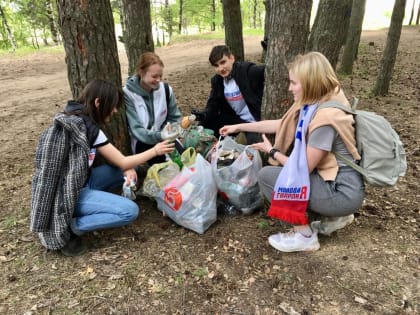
[45,0,59,45]
[416,1,420,25]
[121,0,154,76]
[373,0,407,96]
[339,0,366,74]
[211,0,216,31]
[262,0,312,120]
[222,0,244,62]
[165,0,173,39]
[408,0,415,25]
[252,0,257,28]
[307,0,352,69]
[32,27,40,49]
[261,0,269,63]
[56,0,122,97]
[0,4,18,51]
[57,0,131,156]
[178,0,183,34]
[117,0,127,51]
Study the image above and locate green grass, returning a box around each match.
[1,215,18,229]
[0,44,64,58]
[192,267,208,278]
[257,220,270,230]
[169,28,263,44]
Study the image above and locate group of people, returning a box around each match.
[30,44,364,256]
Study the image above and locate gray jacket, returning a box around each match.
[30,113,89,250]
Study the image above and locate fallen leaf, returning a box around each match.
[355,296,367,304]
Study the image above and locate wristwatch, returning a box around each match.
[269,148,280,160]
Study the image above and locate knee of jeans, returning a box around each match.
[121,202,140,222]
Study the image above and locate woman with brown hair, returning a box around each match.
[124,52,182,165]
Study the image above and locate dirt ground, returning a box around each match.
[0,27,419,315]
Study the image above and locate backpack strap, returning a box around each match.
[317,99,357,113]
[317,98,367,176]
[164,82,170,106]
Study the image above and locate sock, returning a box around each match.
[293,225,313,237]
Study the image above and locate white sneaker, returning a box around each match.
[311,214,354,236]
[268,230,320,252]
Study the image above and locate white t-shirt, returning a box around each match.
[88,130,108,167]
[223,78,256,122]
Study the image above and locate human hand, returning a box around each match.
[219,125,238,136]
[191,109,206,122]
[250,134,273,154]
[153,140,175,156]
[123,168,138,186]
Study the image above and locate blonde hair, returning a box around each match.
[288,52,340,106]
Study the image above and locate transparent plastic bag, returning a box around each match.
[161,122,181,141]
[142,160,180,197]
[156,154,217,234]
[121,177,137,200]
[212,136,263,214]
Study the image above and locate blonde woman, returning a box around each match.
[220,52,364,252]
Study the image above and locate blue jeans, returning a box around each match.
[71,164,139,235]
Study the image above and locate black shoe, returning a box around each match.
[60,233,87,257]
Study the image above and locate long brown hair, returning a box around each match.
[76,79,123,125]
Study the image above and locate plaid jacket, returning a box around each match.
[30,113,89,250]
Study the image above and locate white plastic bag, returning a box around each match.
[156,154,217,234]
[212,136,263,214]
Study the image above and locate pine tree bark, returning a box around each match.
[262,0,312,120]
[56,0,122,97]
[57,0,131,156]
[307,0,352,69]
[339,0,366,74]
[222,0,244,62]
[121,0,154,76]
[373,0,407,96]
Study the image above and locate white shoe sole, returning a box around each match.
[268,236,320,252]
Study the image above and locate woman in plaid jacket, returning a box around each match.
[31,79,174,256]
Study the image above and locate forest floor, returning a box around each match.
[0,27,419,315]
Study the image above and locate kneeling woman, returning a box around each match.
[220,52,364,252]
[30,79,174,256]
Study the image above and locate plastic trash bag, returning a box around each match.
[182,125,217,157]
[121,177,137,200]
[142,160,180,197]
[212,136,263,215]
[156,154,217,234]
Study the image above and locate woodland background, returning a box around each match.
[0,0,419,314]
